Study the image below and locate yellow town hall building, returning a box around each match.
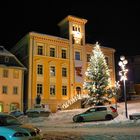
[11,15,116,112]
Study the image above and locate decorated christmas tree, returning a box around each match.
[83,42,113,106]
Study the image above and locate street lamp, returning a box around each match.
[118,56,128,118]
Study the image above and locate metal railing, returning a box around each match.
[61,94,89,109]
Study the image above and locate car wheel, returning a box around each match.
[73,116,77,122]
[105,115,113,120]
[77,116,84,122]
[0,136,6,140]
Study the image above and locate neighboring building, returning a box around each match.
[0,46,26,113]
[127,55,140,95]
[11,15,116,112]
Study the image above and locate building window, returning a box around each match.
[37,64,43,75]
[87,54,91,62]
[78,27,80,32]
[62,86,67,96]
[50,48,55,57]
[105,57,109,65]
[75,52,80,60]
[10,103,19,111]
[37,84,43,94]
[62,49,66,59]
[38,46,43,55]
[13,70,19,79]
[73,25,81,32]
[13,87,18,94]
[62,67,67,77]
[50,85,55,96]
[73,25,75,31]
[50,66,55,76]
[2,86,7,94]
[3,69,8,78]
[5,57,9,62]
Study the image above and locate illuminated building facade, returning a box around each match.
[11,15,116,112]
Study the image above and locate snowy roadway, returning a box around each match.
[20,101,140,139]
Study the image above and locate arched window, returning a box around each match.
[76,87,81,95]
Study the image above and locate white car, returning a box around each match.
[0,113,44,140]
[73,105,118,122]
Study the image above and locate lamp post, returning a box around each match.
[118,56,128,118]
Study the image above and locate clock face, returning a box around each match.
[72,31,82,38]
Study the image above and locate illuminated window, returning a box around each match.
[62,86,67,96]
[50,66,55,76]
[0,103,3,112]
[10,103,19,111]
[38,46,43,55]
[3,69,8,78]
[50,85,55,96]
[87,54,91,62]
[62,67,67,77]
[62,49,66,59]
[37,84,43,94]
[2,86,7,94]
[13,87,18,94]
[50,48,55,57]
[75,52,80,60]
[13,70,19,79]
[37,65,43,75]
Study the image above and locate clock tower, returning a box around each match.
[58,15,87,45]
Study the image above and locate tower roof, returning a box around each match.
[58,15,88,26]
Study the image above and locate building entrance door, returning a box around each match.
[76,87,81,95]
[0,103,3,112]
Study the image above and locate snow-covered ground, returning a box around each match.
[24,101,140,126]
[20,101,140,139]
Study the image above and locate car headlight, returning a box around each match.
[13,132,29,137]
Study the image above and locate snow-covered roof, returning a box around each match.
[0,46,26,69]
[30,31,69,42]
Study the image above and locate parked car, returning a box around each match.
[73,105,118,122]
[26,105,51,117]
[9,110,24,118]
[129,113,140,120]
[0,113,44,140]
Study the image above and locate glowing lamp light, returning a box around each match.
[118,61,123,67]
[123,60,128,65]
[118,55,128,118]
[120,55,125,61]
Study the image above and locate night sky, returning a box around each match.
[0,1,139,57]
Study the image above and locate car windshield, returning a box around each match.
[85,108,96,113]
[0,115,22,126]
